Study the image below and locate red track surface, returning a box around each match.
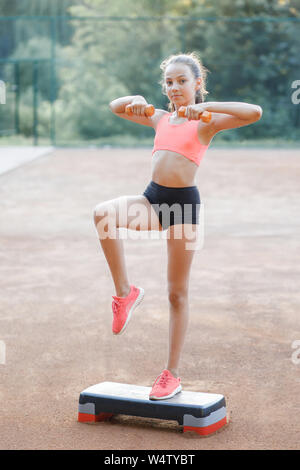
[0,147,299,449]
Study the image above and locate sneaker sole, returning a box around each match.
[113,287,145,336]
[149,384,182,401]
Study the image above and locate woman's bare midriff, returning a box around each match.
[151,150,198,187]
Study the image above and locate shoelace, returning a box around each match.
[112,300,121,315]
[154,372,171,389]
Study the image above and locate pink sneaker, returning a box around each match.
[112,285,144,335]
[149,369,182,400]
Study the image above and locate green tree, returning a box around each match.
[1,0,299,142]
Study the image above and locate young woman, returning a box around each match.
[93,52,262,400]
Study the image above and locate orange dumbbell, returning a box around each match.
[178,106,212,123]
[125,104,155,117]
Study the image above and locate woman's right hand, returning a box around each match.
[125,97,148,116]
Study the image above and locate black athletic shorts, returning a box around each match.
[143,180,201,230]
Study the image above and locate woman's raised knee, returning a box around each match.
[93,202,115,226]
[93,203,104,226]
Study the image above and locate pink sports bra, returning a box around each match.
[152,112,209,166]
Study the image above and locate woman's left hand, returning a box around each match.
[185,104,207,120]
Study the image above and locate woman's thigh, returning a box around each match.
[94,195,163,232]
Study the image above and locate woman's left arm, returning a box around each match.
[203,101,263,132]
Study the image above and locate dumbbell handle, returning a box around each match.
[125,104,155,117]
[125,104,211,122]
[178,106,212,123]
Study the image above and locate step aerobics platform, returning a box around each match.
[78,381,228,436]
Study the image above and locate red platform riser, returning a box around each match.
[183,416,227,436]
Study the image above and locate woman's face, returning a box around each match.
[164,63,201,110]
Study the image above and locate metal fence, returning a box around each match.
[0,15,299,146]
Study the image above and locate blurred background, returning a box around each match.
[0,0,299,147]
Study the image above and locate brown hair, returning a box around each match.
[159,52,210,112]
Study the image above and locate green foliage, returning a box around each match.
[0,0,80,16]
[55,58,132,138]
[7,36,60,101]
[0,0,299,143]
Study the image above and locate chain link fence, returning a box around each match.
[0,15,299,145]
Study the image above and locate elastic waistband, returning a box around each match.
[150,180,198,191]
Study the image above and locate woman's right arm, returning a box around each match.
[109,95,147,114]
[109,95,163,128]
